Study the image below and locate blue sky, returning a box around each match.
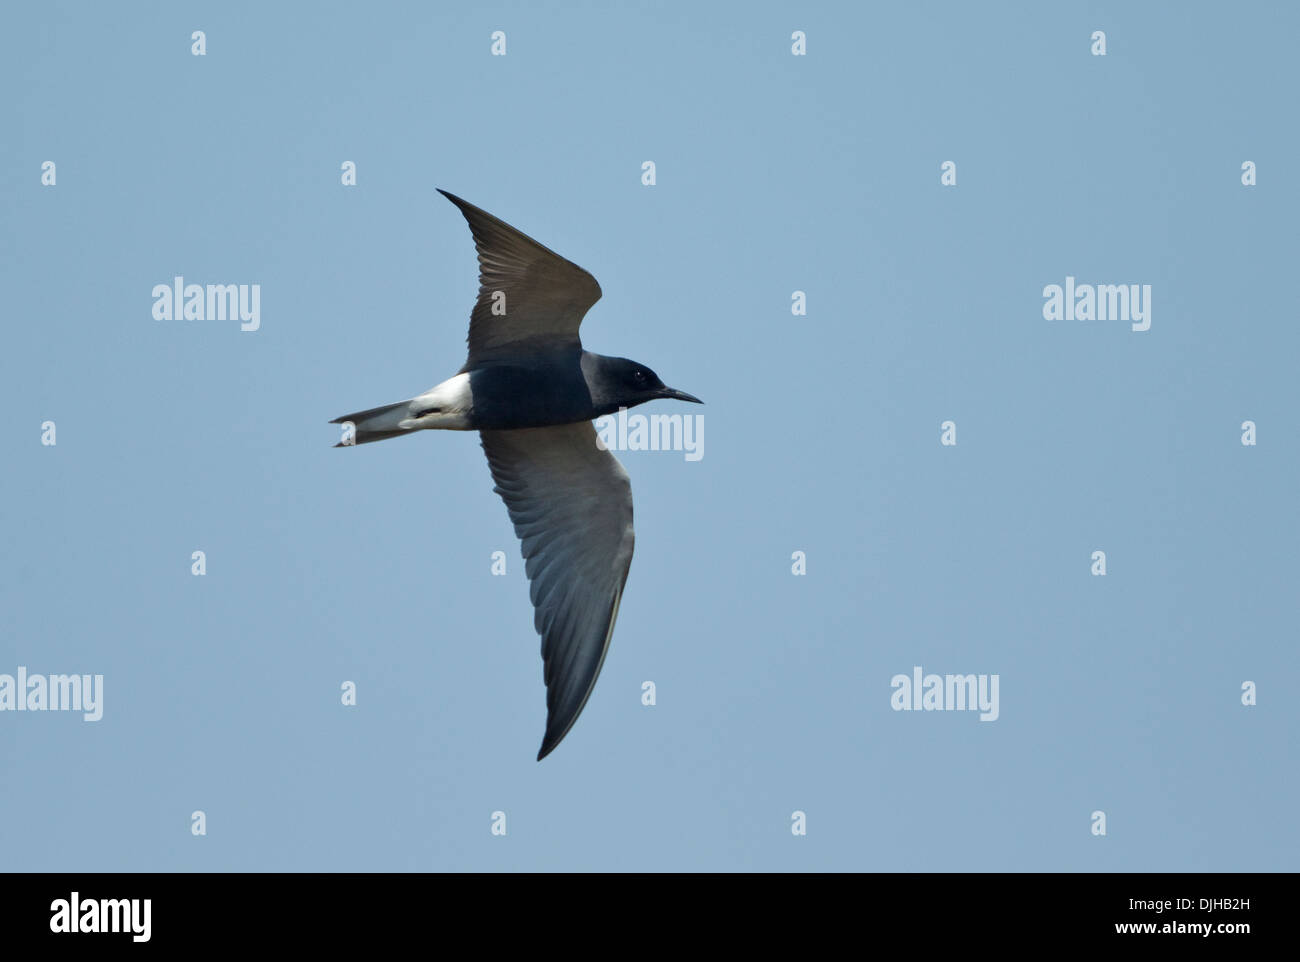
[2,1,1296,870]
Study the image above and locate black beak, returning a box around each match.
[658,386,703,404]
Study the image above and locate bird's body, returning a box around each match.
[331,190,700,759]
[350,349,663,436]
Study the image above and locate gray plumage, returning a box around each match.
[331,190,700,759]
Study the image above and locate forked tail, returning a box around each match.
[329,400,419,446]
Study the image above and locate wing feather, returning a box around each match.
[480,422,635,759]
[439,190,602,364]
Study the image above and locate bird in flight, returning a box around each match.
[331,190,701,760]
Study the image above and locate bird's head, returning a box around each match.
[589,356,702,414]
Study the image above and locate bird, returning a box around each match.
[331,189,701,760]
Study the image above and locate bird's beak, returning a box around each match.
[658,386,703,404]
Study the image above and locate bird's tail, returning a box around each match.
[332,374,474,445]
[329,399,419,447]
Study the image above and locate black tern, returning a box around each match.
[331,190,701,760]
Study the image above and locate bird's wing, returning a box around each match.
[480,421,635,760]
[438,189,603,364]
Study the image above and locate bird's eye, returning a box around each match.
[634,369,647,383]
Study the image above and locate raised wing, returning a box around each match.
[480,421,635,759]
[439,189,602,364]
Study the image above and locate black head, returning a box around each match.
[584,355,703,415]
